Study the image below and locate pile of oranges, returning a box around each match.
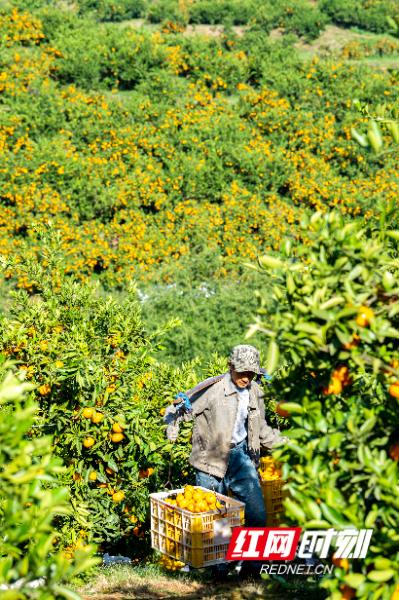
[159,555,185,571]
[323,365,352,396]
[259,457,282,481]
[164,486,223,513]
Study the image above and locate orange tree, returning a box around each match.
[0,236,200,552]
[249,211,399,599]
[0,364,98,597]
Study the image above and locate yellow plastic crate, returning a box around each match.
[150,487,245,568]
[259,457,287,521]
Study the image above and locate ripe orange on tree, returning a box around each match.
[82,407,94,419]
[340,585,356,600]
[343,333,360,350]
[332,555,349,571]
[356,306,374,327]
[389,383,399,399]
[91,411,104,423]
[83,437,95,448]
[389,442,399,462]
[88,471,97,481]
[275,401,290,417]
[110,432,124,443]
[38,383,51,396]
[323,377,343,396]
[112,491,125,503]
[112,422,124,433]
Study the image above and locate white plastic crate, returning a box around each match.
[150,486,245,568]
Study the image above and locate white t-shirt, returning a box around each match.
[231,386,249,444]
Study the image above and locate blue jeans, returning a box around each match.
[195,439,266,527]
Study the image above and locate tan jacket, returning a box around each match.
[166,373,283,479]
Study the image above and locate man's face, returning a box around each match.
[230,368,255,389]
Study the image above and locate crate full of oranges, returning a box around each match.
[150,485,244,568]
[259,456,286,526]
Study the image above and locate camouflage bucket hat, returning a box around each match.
[229,344,261,374]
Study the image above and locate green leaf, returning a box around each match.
[367,121,383,153]
[351,127,368,147]
[367,569,395,583]
[258,255,284,269]
[281,402,303,415]
[266,340,279,374]
[320,503,348,527]
[284,497,306,522]
[53,585,83,600]
[344,573,366,587]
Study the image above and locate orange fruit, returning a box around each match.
[112,422,124,433]
[179,497,189,509]
[184,486,193,499]
[83,437,95,448]
[332,555,349,571]
[389,383,399,399]
[147,467,154,476]
[186,502,195,513]
[205,492,216,504]
[110,432,124,443]
[389,442,399,462]
[38,384,51,396]
[129,515,138,523]
[82,407,94,419]
[192,491,203,502]
[356,305,374,327]
[275,401,290,418]
[343,334,360,350]
[390,585,399,600]
[139,469,148,478]
[340,585,356,600]
[197,500,208,513]
[333,366,349,381]
[91,411,104,424]
[323,377,343,396]
[88,471,97,481]
[112,491,125,503]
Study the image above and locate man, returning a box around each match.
[164,344,285,576]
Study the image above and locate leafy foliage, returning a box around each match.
[0,366,98,597]
[251,212,399,599]
[319,0,399,33]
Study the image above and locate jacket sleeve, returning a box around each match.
[163,388,210,441]
[164,403,193,442]
[258,390,288,449]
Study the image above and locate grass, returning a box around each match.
[75,563,272,600]
[76,562,329,600]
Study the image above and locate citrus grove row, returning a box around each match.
[1,212,398,598]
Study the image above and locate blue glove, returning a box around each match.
[174,392,192,412]
[259,368,272,382]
